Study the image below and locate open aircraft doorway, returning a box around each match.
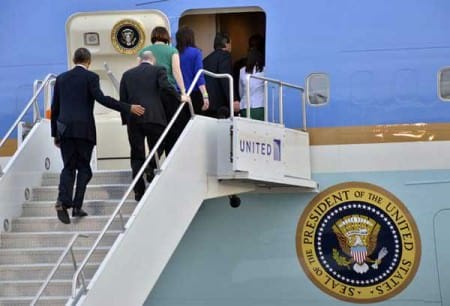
[179,7,266,100]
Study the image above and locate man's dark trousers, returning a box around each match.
[127,121,164,198]
[57,138,94,209]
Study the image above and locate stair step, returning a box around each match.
[0,279,82,297]
[41,170,132,186]
[31,185,132,201]
[0,247,109,265]
[22,200,137,217]
[11,216,129,232]
[0,170,137,303]
[0,231,121,248]
[0,263,100,281]
[0,296,68,306]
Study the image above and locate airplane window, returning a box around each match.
[307,74,330,105]
[438,67,450,101]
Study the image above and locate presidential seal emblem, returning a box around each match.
[296,182,421,303]
[111,19,145,55]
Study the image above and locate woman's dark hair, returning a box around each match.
[245,49,264,74]
[176,26,196,54]
[151,26,170,44]
[73,47,91,64]
[248,34,265,54]
[213,32,230,50]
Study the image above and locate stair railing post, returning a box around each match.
[32,80,43,123]
[279,84,284,124]
[247,75,305,127]
[246,74,251,118]
[31,233,88,306]
[264,80,268,122]
[118,210,126,231]
[302,90,307,131]
[70,245,87,290]
[44,78,56,119]
[154,151,161,172]
[0,74,56,153]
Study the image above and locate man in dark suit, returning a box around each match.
[203,32,239,118]
[51,48,145,224]
[120,51,188,201]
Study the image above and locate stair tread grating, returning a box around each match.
[0,170,130,302]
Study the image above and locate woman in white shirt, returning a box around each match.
[239,49,265,120]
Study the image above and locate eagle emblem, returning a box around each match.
[332,214,388,274]
[111,19,145,55]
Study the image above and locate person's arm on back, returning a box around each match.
[88,73,145,116]
[158,67,190,105]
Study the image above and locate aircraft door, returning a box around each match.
[66,11,170,168]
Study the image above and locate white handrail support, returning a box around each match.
[245,74,306,129]
[188,69,234,118]
[31,234,88,306]
[0,74,56,155]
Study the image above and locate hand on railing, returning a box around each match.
[181,94,191,103]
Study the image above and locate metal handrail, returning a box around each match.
[71,69,228,299]
[31,233,88,306]
[104,62,120,94]
[0,74,56,152]
[245,74,306,130]
[33,80,43,122]
[44,79,56,118]
[70,68,232,299]
[185,69,234,117]
[71,96,192,299]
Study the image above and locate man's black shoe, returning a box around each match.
[145,172,155,184]
[72,208,88,218]
[135,193,142,202]
[55,202,70,224]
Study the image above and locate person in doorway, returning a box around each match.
[239,49,265,120]
[203,32,239,118]
[233,34,265,100]
[175,25,209,114]
[120,51,188,201]
[51,47,145,224]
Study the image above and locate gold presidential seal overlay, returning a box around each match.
[296,182,421,303]
[111,19,145,55]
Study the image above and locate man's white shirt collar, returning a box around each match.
[141,60,153,65]
[75,64,88,70]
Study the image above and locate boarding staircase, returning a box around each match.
[0,70,323,305]
[0,170,134,305]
